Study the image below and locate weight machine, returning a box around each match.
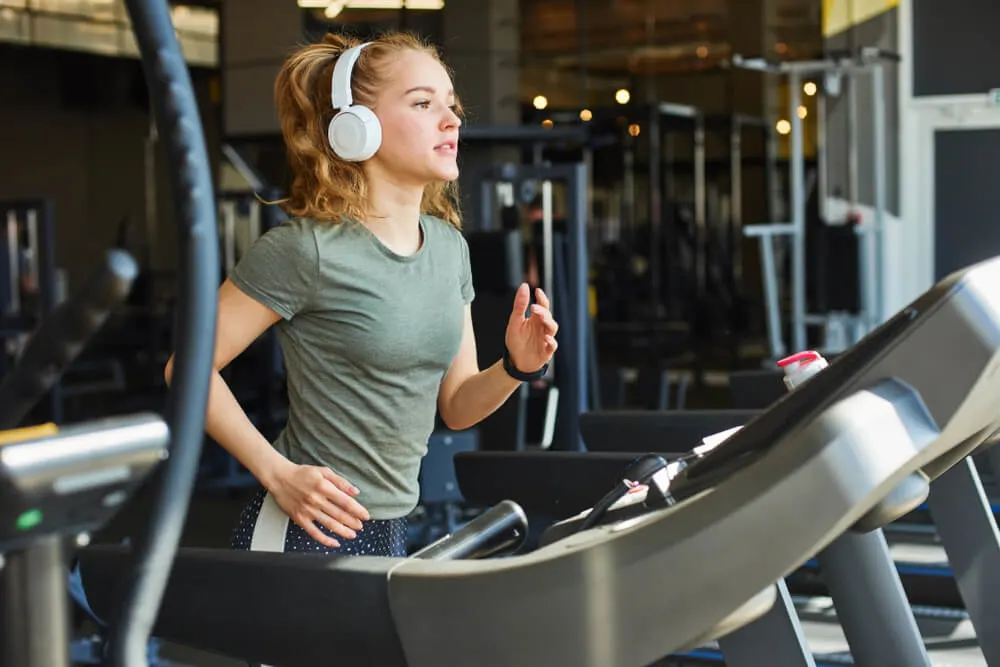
[0,199,61,423]
[476,162,591,452]
[733,48,899,360]
[0,0,220,665]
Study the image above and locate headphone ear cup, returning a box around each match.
[327,105,382,162]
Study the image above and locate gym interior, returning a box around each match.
[3,0,1000,665]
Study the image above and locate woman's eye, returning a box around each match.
[415,100,431,109]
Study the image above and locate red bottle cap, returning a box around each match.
[777,351,821,368]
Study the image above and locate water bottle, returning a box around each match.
[776,350,829,391]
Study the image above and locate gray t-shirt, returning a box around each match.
[230,214,475,519]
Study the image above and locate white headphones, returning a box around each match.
[327,42,382,162]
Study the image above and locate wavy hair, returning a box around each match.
[273,31,462,228]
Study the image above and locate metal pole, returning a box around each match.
[789,72,807,352]
[717,580,815,667]
[0,537,72,667]
[541,180,555,317]
[927,458,1000,665]
[730,118,743,283]
[694,115,707,296]
[816,530,931,667]
[871,65,887,326]
[816,89,828,223]
[648,106,663,319]
[568,163,589,449]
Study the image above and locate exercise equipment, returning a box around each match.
[0,0,218,661]
[71,1,220,666]
[474,162,590,451]
[78,256,1000,667]
[0,199,61,424]
[734,48,899,360]
[726,363,1000,665]
[0,248,171,667]
[454,256,1000,666]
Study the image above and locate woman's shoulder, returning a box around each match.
[421,214,467,245]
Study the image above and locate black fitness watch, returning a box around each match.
[503,347,549,382]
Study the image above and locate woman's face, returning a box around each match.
[368,50,462,186]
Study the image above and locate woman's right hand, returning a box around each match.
[267,462,371,548]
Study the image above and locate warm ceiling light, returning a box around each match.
[580,109,592,121]
[533,95,548,110]
[776,119,791,135]
[804,81,817,96]
[615,88,630,105]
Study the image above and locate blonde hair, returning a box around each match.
[273,31,463,228]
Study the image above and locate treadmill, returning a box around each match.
[455,257,1000,667]
[78,258,1000,667]
[0,1,221,665]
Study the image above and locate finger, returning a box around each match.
[530,305,559,334]
[535,288,551,310]
[298,517,340,548]
[320,479,371,521]
[313,509,359,541]
[320,467,360,496]
[509,283,531,323]
[545,335,558,350]
[318,496,364,532]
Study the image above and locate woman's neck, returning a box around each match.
[363,175,425,255]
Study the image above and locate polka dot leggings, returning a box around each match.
[231,487,408,557]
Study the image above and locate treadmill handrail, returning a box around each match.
[104,1,220,665]
[0,249,138,430]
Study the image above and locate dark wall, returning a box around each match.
[912,0,1000,97]
[0,45,221,287]
[823,9,900,216]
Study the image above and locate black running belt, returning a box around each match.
[79,546,407,667]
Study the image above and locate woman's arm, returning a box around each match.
[438,285,558,430]
[164,279,293,488]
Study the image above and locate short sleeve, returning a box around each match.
[459,233,475,304]
[229,219,319,320]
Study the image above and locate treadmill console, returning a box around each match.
[0,414,168,552]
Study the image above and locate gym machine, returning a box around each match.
[78,256,1000,667]
[475,162,591,452]
[733,48,899,360]
[453,255,1000,666]
[725,375,1000,664]
[0,199,61,423]
[575,411,936,667]
[49,0,219,666]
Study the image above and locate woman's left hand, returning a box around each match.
[505,283,559,374]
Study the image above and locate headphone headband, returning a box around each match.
[331,42,371,111]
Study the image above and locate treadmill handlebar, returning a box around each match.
[411,500,529,561]
[0,249,138,430]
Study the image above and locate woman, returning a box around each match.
[167,31,559,558]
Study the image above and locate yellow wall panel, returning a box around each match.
[823,0,899,37]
